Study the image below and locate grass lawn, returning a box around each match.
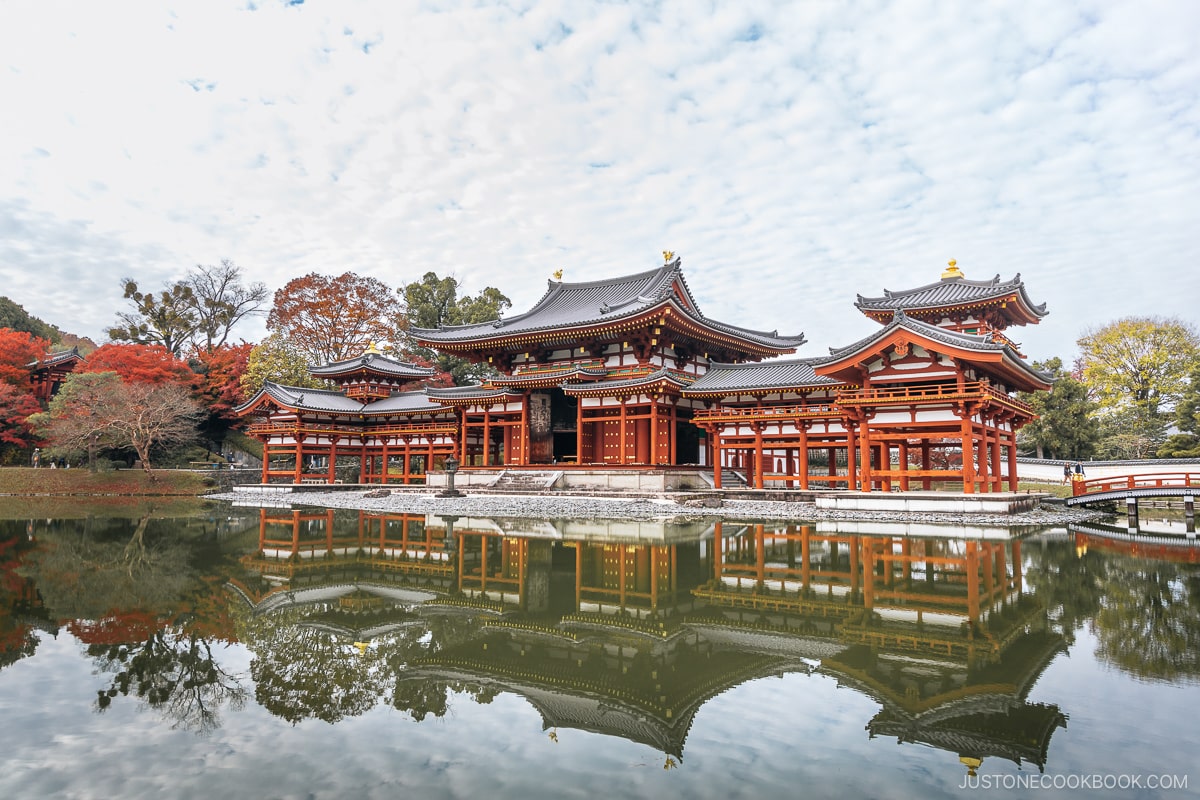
[0,467,215,497]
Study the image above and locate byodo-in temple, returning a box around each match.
[236,255,1051,493]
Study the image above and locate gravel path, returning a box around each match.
[210,488,1105,527]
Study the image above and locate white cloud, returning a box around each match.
[1,0,1197,360]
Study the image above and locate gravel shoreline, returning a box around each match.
[210,488,1106,527]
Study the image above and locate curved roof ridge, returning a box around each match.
[855,271,1048,318]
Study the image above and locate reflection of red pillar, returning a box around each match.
[713,521,724,581]
[755,524,765,590]
[861,538,875,610]
[966,541,980,622]
[982,544,994,598]
[801,527,811,591]
[996,541,1007,594]
[1011,540,1023,593]
[849,535,859,599]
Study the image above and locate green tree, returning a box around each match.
[240,333,328,396]
[1159,360,1200,457]
[28,372,124,471]
[1077,317,1200,417]
[1095,407,1168,460]
[107,278,199,357]
[1093,558,1200,683]
[401,272,511,385]
[0,297,60,342]
[1018,357,1099,459]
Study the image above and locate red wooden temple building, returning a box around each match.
[27,347,85,403]
[237,256,1050,493]
[412,254,806,467]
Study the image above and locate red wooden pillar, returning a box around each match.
[898,441,909,491]
[976,423,990,493]
[798,426,810,490]
[753,423,765,489]
[619,396,628,464]
[293,432,303,484]
[649,395,659,465]
[482,406,492,467]
[381,437,390,485]
[712,430,723,488]
[960,413,976,494]
[990,421,1003,492]
[575,397,584,465]
[1007,430,1019,491]
[328,438,338,483]
[858,424,872,493]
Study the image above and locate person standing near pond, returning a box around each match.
[1063,463,1072,484]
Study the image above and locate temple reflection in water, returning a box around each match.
[229,508,1068,772]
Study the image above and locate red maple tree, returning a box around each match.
[81,343,194,386]
[191,342,253,423]
[0,384,41,448]
[267,272,402,364]
[0,328,51,388]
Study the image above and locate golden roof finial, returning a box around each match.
[663,250,675,263]
[552,269,563,281]
[364,341,380,355]
[942,259,963,280]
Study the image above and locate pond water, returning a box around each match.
[2,499,1198,799]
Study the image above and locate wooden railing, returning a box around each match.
[1072,472,1200,497]
[837,381,1034,414]
[692,403,841,424]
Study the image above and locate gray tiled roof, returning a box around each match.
[560,367,695,393]
[683,358,840,394]
[238,382,367,414]
[828,311,1053,383]
[425,385,522,401]
[855,273,1047,318]
[411,258,805,350]
[361,390,445,415]
[310,352,436,378]
[490,364,608,384]
[27,347,84,369]
[236,383,448,416]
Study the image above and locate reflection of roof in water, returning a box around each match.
[821,628,1068,771]
[404,630,809,759]
[866,701,1066,771]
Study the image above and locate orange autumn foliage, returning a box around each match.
[81,343,194,386]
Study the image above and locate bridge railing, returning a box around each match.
[1072,472,1200,497]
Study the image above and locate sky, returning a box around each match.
[1,0,1198,364]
